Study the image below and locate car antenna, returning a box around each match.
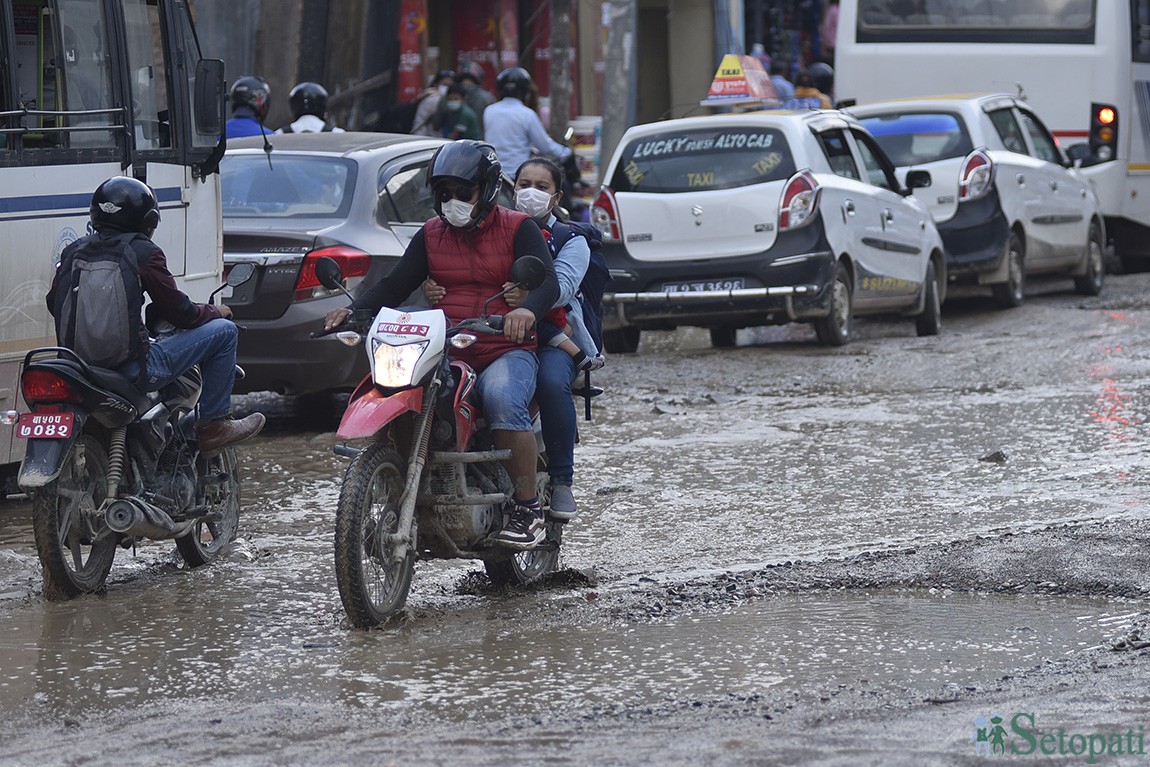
[257,113,274,169]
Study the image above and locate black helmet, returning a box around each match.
[229,76,270,119]
[427,140,502,226]
[289,82,328,119]
[808,61,834,95]
[90,176,160,235]
[457,61,485,86]
[495,67,532,100]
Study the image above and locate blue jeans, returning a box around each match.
[475,349,537,432]
[117,319,239,422]
[535,345,576,486]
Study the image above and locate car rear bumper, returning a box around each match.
[938,191,1010,278]
[231,297,367,395]
[602,218,837,330]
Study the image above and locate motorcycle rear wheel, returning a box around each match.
[31,435,118,600]
[485,472,561,586]
[176,447,241,567]
[334,444,414,628]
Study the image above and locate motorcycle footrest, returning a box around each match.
[430,449,512,464]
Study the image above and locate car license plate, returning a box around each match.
[662,278,745,293]
[15,412,75,440]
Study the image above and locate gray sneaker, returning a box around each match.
[549,484,577,521]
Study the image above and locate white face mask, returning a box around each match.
[515,187,555,219]
[442,198,476,228]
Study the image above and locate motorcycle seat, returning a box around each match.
[83,364,154,412]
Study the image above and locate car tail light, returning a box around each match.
[958,149,993,202]
[294,246,371,301]
[1090,102,1118,162]
[22,370,81,405]
[778,170,820,231]
[591,187,622,242]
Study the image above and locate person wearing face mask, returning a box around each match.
[323,141,558,550]
[439,83,482,140]
[411,70,454,136]
[425,157,601,521]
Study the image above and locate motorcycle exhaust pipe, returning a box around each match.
[105,497,195,540]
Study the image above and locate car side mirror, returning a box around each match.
[905,169,932,189]
[1065,143,1090,168]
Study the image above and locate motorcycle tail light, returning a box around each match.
[778,170,820,231]
[591,187,622,242]
[22,369,81,405]
[958,149,994,202]
[294,246,371,301]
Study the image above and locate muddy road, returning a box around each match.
[3,274,1150,765]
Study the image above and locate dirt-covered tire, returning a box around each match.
[603,326,640,354]
[915,261,942,337]
[485,472,560,586]
[992,232,1025,308]
[814,261,852,346]
[1074,222,1105,296]
[709,325,737,348]
[333,444,414,628]
[31,435,117,600]
[176,447,241,568]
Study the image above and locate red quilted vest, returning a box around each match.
[424,205,538,370]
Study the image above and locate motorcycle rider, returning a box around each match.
[46,177,266,455]
[323,141,558,549]
[225,76,273,138]
[483,67,573,177]
[277,82,345,134]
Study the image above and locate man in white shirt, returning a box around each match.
[277,82,345,134]
[483,67,572,177]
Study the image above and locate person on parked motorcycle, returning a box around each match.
[46,177,266,455]
[484,67,573,177]
[323,141,558,549]
[277,81,345,134]
[225,75,273,138]
[424,157,601,520]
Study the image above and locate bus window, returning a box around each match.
[856,0,1095,44]
[1017,109,1062,165]
[123,0,171,150]
[988,109,1026,154]
[58,0,116,148]
[1134,0,1150,62]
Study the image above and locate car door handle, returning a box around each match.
[1049,180,1059,191]
[1016,173,1026,186]
[881,208,894,228]
[841,200,856,222]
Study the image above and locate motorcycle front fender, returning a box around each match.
[337,383,424,440]
[17,412,88,489]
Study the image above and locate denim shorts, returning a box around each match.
[475,349,537,431]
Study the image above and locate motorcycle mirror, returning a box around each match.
[315,256,345,291]
[226,262,256,287]
[509,256,547,291]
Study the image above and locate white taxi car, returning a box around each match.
[590,110,946,351]
[849,95,1105,308]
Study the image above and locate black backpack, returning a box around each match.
[548,220,610,354]
[51,232,147,370]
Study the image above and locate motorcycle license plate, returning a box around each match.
[15,412,75,440]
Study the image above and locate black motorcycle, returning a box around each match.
[12,264,255,599]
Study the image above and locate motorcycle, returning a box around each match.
[5,263,256,600]
[313,256,563,628]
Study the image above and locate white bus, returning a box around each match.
[0,0,226,486]
[835,0,1150,270]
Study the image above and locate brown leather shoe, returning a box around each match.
[196,413,266,456]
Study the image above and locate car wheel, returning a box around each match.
[1074,223,1105,296]
[709,325,737,348]
[915,261,942,337]
[814,262,852,346]
[992,232,1025,309]
[603,326,640,354]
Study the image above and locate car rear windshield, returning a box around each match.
[609,127,795,193]
[220,155,357,218]
[857,113,973,166]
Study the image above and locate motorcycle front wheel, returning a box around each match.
[31,434,118,600]
[177,447,241,567]
[334,444,415,628]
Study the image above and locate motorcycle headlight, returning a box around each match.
[372,340,429,388]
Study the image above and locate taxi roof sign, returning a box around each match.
[701,54,780,108]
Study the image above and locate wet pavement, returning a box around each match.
[2,273,1150,765]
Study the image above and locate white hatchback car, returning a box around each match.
[849,95,1105,308]
[590,110,947,351]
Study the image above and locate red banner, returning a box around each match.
[397,0,427,102]
[498,0,518,71]
[453,4,498,91]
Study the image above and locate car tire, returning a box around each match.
[604,326,641,354]
[709,325,737,348]
[992,232,1025,309]
[814,262,852,346]
[915,261,942,337]
[1074,222,1105,296]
